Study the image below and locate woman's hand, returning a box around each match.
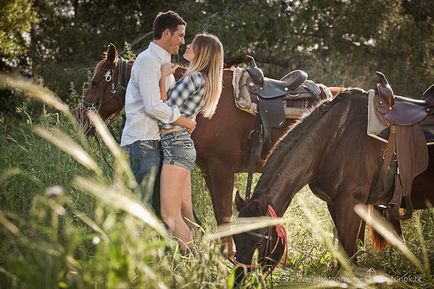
[186,118,196,135]
[161,63,180,78]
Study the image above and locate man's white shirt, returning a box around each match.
[121,42,180,146]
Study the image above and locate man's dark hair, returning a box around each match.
[153,11,186,40]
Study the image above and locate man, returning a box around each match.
[121,11,195,215]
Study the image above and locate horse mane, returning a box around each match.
[254,88,366,197]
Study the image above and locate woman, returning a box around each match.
[159,33,224,252]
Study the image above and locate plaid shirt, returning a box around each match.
[160,71,205,129]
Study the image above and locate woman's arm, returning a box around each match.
[159,77,168,101]
[160,63,179,101]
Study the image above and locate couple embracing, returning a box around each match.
[120,11,224,252]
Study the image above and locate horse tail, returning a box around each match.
[368,205,402,252]
[368,205,389,252]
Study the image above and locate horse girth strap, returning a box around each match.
[381,125,396,189]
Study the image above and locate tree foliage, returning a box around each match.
[0,0,38,118]
[0,0,37,65]
[2,0,434,103]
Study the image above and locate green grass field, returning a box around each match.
[0,76,433,288]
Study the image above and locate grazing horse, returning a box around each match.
[76,43,338,255]
[233,86,434,280]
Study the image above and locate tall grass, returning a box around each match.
[1,73,433,288]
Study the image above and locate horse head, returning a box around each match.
[76,43,132,136]
[233,191,286,285]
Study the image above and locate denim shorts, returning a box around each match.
[161,130,196,170]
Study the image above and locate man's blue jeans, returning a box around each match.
[123,140,162,216]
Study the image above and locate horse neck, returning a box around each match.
[255,95,356,216]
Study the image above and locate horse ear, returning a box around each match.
[106,43,117,64]
[235,190,245,212]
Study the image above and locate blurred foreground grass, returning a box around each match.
[0,74,433,288]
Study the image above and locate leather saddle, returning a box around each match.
[243,55,322,199]
[246,55,308,99]
[375,72,433,125]
[244,55,315,130]
[373,71,433,220]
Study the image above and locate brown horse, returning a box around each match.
[233,87,434,280]
[76,44,133,136]
[76,44,338,255]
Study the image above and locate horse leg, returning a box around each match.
[327,203,338,246]
[328,202,365,249]
[201,161,236,258]
[333,200,364,259]
[358,220,366,246]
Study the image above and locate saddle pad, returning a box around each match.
[367,89,434,145]
[232,67,257,115]
[367,89,388,143]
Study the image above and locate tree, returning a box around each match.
[0,0,38,118]
[6,0,433,104]
[0,0,37,67]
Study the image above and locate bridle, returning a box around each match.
[80,58,130,113]
[232,204,288,276]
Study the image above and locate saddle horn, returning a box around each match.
[375,71,394,108]
[246,55,257,67]
[376,71,389,85]
[246,55,264,86]
[422,84,434,107]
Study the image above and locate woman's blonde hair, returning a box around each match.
[187,33,223,119]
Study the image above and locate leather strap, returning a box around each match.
[381,125,397,192]
[245,116,264,200]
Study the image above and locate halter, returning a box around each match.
[231,204,288,276]
[80,58,130,112]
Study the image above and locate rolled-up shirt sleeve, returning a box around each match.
[136,58,181,123]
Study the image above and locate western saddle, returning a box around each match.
[243,56,329,199]
[374,71,434,219]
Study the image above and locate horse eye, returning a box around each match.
[92,80,98,86]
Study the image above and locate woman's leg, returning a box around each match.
[180,172,195,231]
[160,163,193,251]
